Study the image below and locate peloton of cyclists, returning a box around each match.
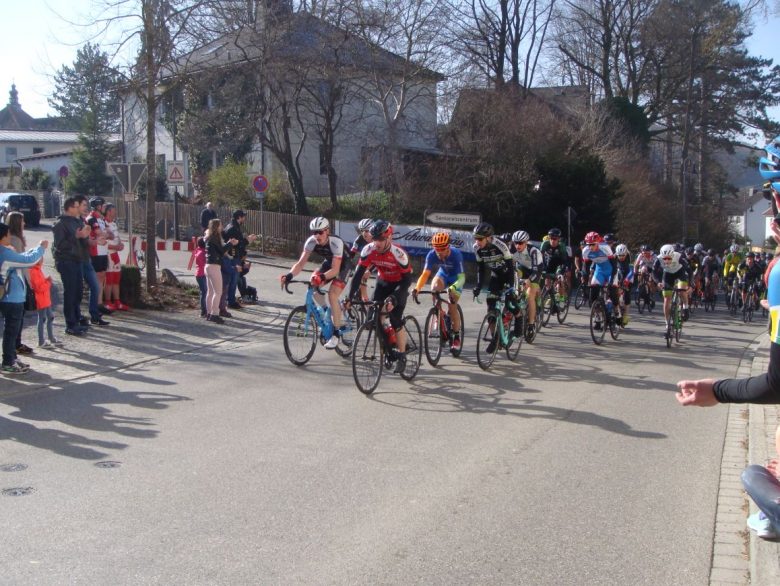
[280,217,350,349]
[412,231,466,351]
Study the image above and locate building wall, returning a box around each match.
[1,139,80,170]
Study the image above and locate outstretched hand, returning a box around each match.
[676,378,719,407]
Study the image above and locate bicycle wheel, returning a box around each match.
[556,292,570,324]
[351,321,383,395]
[589,300,606,345]
[283,306,318,366]
[674,302,682,343]
[450,304,465,358]
[335,306,360,358]
[136,250,146,270]
[608,311,620,340]
[476,313,499,370]
[399,315,422,381]
[423,308,443,366]
[540,289,554,327]
[506,312,525,361]
[729,289,738,316]
[574,285,587,310]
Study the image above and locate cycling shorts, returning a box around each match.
[662,268,688,296]
[590,263,613,287]
[434,268,462,294]
[374,274,412,329]
[320,258,351,287]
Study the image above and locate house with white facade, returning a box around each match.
[122,0,443,199]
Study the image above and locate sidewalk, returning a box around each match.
[711,330,779,585]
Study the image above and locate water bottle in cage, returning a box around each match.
[382,316,397,346]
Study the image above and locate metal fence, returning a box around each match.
[105,198,315,256]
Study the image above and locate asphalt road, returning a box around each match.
[0,229,765,585]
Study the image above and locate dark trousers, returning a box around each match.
[0,302,24,366]
[82,260,100,319]
[56,260,84,329]
[226,259,240,305]
[196,275,207,314]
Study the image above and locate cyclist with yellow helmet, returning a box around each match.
[412,231,466,351]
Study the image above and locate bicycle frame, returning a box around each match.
[285,280,337,341]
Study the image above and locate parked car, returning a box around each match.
[0,192,41,227]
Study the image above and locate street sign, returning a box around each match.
[123,192,138,202]
[252,174,269,193]
[58,165,69,178]
[425,210,482,227]
[107,162,130,193]
[167,161,185,184]
[130,164,147,192]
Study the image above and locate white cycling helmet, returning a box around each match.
[659,244,675,258]
[310,217,330,231]
[694,243,704,253]
[729,244,739,253]
[512,230,530,243]
[615,244,629,256]
[357,218,373,231]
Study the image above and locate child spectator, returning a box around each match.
[194,237,207,317]
[103,203,128,311]
[29,259,61,348]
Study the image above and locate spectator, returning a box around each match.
[76,195,108,326]
[200,201,217,233]
[29,259,60,348]
[222,209,257,309]
[6,211,33,355]
[193,237,207,317]
[205,219,237,324]
[86,197,112,317]
[103,203,129,311]
[52,196,90,336]
[0,222,48,375]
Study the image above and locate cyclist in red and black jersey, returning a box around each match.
[347,220,413,372]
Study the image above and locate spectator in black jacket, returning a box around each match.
[52,197,91,335]
[222,210,257,309]
[200,202,217,234]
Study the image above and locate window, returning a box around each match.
[33,147,44,154]
[5,147,17,163]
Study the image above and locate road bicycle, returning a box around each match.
[540,272,570,326]
[589,284,622,345]
[742,281,759,323]
[664,288,687,348]
[726,279,740,317]
[475,287,524,370]
[350,299,422,395]
[634,270,655,314]
[703,276,718,312]
[134,236,160,271]
[573,274,588,310]
[282,280,360,365]
[415,290,464,366]
[514,279,542,344]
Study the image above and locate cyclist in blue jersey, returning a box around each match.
[412,232,466,351]
[581,231,619,314]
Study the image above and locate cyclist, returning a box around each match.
[654,244,693,334]
[615,244,633,326]
[723,244,744,299]
[738,252,764,310]
[412,232,465,351]
[472,222,518,353]
[581,231,620,326]
[346,220,413,373]
[280,217,349,349]
[511,230,543,337]
[701,248,721,303]
[686,247,703,302]
[540,227,571,303]
[349,218,374,301]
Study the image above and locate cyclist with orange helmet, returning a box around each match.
[412,231,466,350]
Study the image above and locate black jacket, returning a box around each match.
[200,208,217,230]
[52,215,85,262]
[206,238,234,265]
[223,221,247,259]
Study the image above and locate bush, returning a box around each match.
[205,159,257,209]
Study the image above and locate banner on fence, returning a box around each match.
[335,221,477,261]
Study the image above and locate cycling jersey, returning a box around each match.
[416,247,466,291]
[634,253,658,272]
[616,254,634,283]
[513,244,543,282]
[303,234,350,283]
[474,238,513,290]
[723,252,744,277]
[582,243,616,286]
[354,241,412,283]
[701,256,720,279]
[540,240,569,274]
[738,261,764,283]
[349,234,370,258]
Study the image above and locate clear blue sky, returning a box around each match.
[1,1,778,139]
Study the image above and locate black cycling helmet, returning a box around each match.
[746,251,756,259]
[548,227,562,238]
[640,244,650,252]
[369,219,392,240]
[707,248,716,256]
[473,222,494,238]
[685,247,694,255]
[89,196,106,209]
[603,233,616,244]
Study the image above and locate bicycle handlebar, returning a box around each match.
[283,279,327,296]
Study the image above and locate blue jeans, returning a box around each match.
[0,302,24,366]
[82,260,100,320]
[196,275,207,314]
[56,259,83,329]
[227,257,241,305]
[37,306,55,345]
[742,464,780,531]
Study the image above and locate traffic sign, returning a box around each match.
[167,161,185,184]
[252,174,269,193]
[425,210,482,227]
[58,165,69,178]
[130,164,147,192]
[107,162,130,193]
[123,192,138,202]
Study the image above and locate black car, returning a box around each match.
[0,192,41,227]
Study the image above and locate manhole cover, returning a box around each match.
[94,461,121,469]
[2,487,34,496]
[0,463,28,472]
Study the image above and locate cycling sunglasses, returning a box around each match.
[311,230,326,235]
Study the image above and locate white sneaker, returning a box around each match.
[51,338,63,346]
[747,511,778,539]
[38,341,54,349]
[324,335,339,349]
